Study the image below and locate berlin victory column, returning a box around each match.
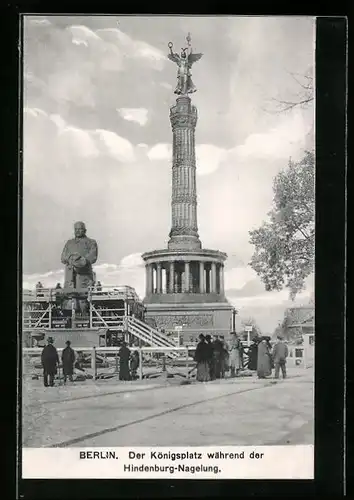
[142,35,233,337]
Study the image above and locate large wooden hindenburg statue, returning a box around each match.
[61,221,98,289]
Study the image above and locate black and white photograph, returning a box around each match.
[21,15,316,480]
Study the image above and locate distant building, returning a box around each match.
[283,305,314,342]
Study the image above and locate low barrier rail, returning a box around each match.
[23,343,311,383]
[23,346,194,381]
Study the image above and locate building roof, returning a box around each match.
[285,305,314,328]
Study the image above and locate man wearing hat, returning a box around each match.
[204,334,215,380]
[272,335,289,379]
[62,340,76,383]
[41,337,59,387]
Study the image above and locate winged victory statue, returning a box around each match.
[168,33,203,95]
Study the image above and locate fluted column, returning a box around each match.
[184,261,190,292]
[211,262,217,293]
[169,261,175,293]
[219,264,225,294]
[168,96,201,250]
[156,262,162,293]
[199,261,205,293]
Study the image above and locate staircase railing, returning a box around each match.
[128,317,175,347]
[127,317,181,358]
[90,304,125,329]
[23,307,50,329]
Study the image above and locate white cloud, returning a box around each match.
[95,129,136,163]
[136,42,165,63]
[196,144,227,176]
[119,253,144,269]
[23,109,138,194]
[117,108,148,126]
[232,112,310,160]
[146,142,226,175]
[49,114,66,131]
[224,266,258,291]
[147,143,172,161]
[24,107,47,118]
[60,126,100,158]
[24,72,47,90]
[95,27,166,70]
[94,263,119,272]
[72,39,88,47]
[23,269,64,289]
[160,82,173,90]
[67,25,102,46]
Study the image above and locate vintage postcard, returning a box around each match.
[21,15,315,480]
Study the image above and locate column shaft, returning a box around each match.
[199,261,205,293]
[145,265,150,296]
[184,261,190,292]
[156,263,162,293]
[169,262,175,293]
[211,262,217,293]
[219,264,225,294]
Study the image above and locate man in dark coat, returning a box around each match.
[272,335,289,379]
[205,334,215,380]
[41,337,59,387]
[118,342,131,381]
[211,336,225,379]
[62,340,76,383]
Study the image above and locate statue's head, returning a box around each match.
[74,221,86,238]
[181,48,187,59]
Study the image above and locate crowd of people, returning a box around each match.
[39,337,140,387]
[39,333,289,387]
[193,333,289,382]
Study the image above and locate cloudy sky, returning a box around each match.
[23,15,315,332]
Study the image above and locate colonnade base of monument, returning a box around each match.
[142,249,228,297]
[142,250,233,339]
[143,302,234,341]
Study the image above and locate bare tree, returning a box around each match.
[264,69,314,114]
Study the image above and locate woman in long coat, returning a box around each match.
[130,350,139,380]
[257,339,272,378]
[194,334,211,382]
[118,342,131,381]
[228,334,243,377]
[219,336,229,378]
[212,338,224,379]
[247,339,259,371]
